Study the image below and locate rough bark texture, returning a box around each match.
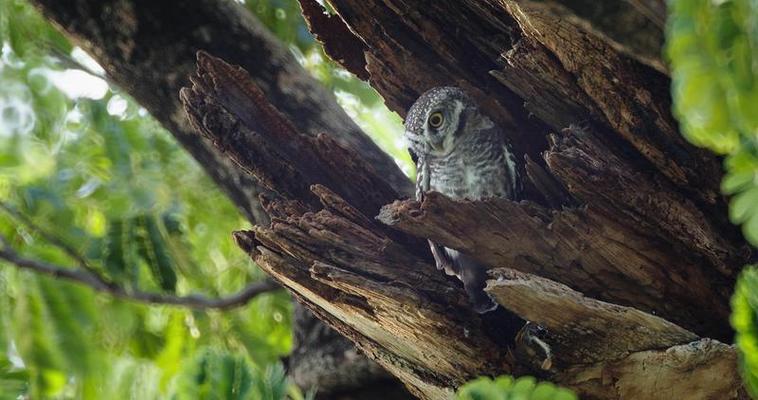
[29,0,412,397]
[180,47,750,398]
[29,0,411,222]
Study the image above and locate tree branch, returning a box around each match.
[0,238,279,310]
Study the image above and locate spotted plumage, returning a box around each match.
[405,87,520,313]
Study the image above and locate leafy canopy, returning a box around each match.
[668,0,758,246]
[667,0,758,396]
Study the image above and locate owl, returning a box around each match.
[404,87,520,313]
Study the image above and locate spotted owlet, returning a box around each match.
[404,87,520,313]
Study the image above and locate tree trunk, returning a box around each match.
[176,0,751,398]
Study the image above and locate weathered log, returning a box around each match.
[487,268,697,364]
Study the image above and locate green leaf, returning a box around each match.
[456,375,578,400]
[103,218,139,283]
[730,186,758,224]
[731,266,758,397]
[722,170,756,194]
[135,214,177,292]
[0,356,29,400]
[175,348,257,400]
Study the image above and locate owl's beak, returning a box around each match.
[430,136,445,152]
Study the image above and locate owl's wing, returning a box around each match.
[416,158,457,276]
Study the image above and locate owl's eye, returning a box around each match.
[428,112,444,129]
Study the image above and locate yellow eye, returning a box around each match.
[428,112,444,128]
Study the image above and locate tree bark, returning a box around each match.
[176,0,753,398]
[29,0,412,397]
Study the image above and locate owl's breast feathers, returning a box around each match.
[422,130,518,201]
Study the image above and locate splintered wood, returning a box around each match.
[181,1,751,395]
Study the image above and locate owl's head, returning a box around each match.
[404,87,492,157]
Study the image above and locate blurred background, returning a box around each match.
[0,0,413,398]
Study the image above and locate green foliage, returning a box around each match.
[667,0,758,247]
[668,0,758,396]
[456,376,578,400]
[175,349,310,400]
[732,266,758,397]
[0,0,304,398]
[0,355,29,400]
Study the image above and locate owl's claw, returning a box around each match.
[516,322,553,370]
[471,292,498,314]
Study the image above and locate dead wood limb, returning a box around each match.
[181,52,747,398]
[555,339,748,400]
[487,268,697,364]
[377,190,732,340]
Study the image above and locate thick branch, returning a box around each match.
[30,0,412,222]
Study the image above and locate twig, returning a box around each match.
[0,201,103,278]
[0,241,281,310]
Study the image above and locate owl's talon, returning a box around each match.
[516,322,554,370]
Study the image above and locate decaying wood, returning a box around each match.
[517,0,668,74]
[173,0,754,398]
[298,0,369,81]
[488,271,748,399]
[378,184,734,340]
[181,48,748,398]
[558,339,747,400]
[487,268,698,364]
